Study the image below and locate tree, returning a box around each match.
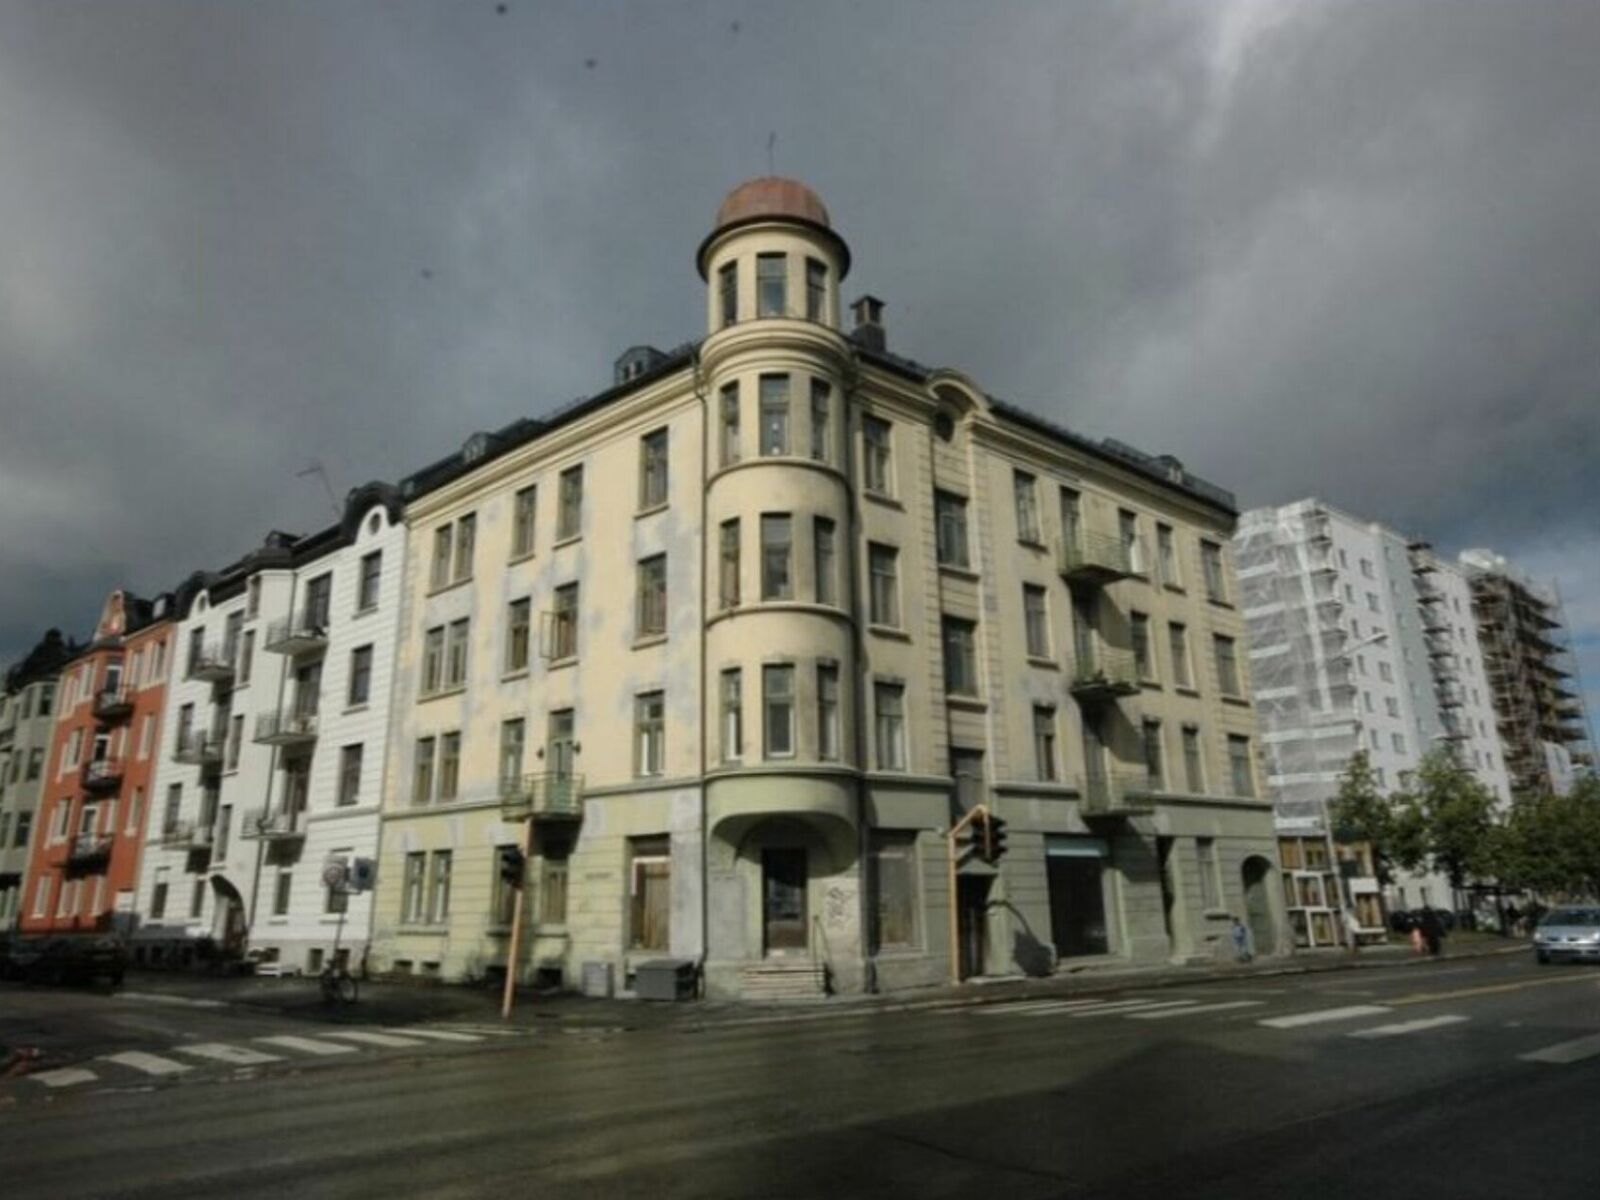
[1401,751,1498,899]
[1329,751,1403,888]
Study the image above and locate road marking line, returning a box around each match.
[434,1025,521,1037]
[1126,1000,1264,1020]
[320,1031,427,1048]
[102,1051,191,1077]
[174,1043,282,1066]
[1259,1005,1392,1029]
[116,992,228,1009]
[1519,1033,1600,1065]
[976,998,1135,1016]
[1068,1000,1201,1018]
[387,1028,484,1042]
[256,1035,359,1057]
[31,1068,97,1088]
[1391,973,1599,1006]
[1349,1015,1470,1039]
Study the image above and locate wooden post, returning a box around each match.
[500,816,536,1020]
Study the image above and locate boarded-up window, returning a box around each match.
[870,832,918,951]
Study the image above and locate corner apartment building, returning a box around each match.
[132,487,405,972]
[1460,550,1594,795]
[1234,500,1510,945]
[19,592,175,934]
[0,630,77,929]
[369,177,1279,999]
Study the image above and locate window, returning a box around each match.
[1004,471,1039,543]
[1168,623,1192,689]
[868,544,899,627]
[303,574,332,630]
[639,428,669,509]
[427,851,452,923]
[499,719,525,793]
[1378,661,1394,683]
[226,715,244,771]
[629,836,671,951]
[1363,691,1374,714]
[1024,586,1050,659]
[1228,735,1254,796]
[1366,591,1380,613]
[557,465,583,540]
[869,832,918,950]
[27,747,44,780]
[1142,719,1165,789]
[1119,510,1143,574]
[1034,706,1058,781]
[759,374,789,455]
[1182,726,1204,792]
[719,383,741,466]
[810,379,830,461]
[875,683,906,771]
[347,644,373,707]
[942,617,979,696]
[453,515,475,582]
[1059,487,1082,548]
[813,518,836,605]
[512,485,537,558]
[756,252,786,317]
[246,576,261,618]
[763,665,795,758]
[1201,541,1227,603]
[1213,635,1240,696]
[506,600,531,673]
[549,583,579,660]
[805,258,826,321]
[718,261,737,326]
[337,744,362,806]
[718,519,741,609]
[238,630,254,686]
[720,669,743,763]
[1360,557,1374,579]
[273,871,292,917]
[421,627,445,695]
[539,835,572,924]
[636,555,668,639]
[124,790,141,836]
[412,738,436,805]
[1392,732,1406,754]
[1197,838,1220,909]
[430,525,453,590]
[635,692,666,777]
[935,491,970,569]
[761,515,792,600]
[817,664,840,761]
[402,852,426,923]
[445,619,470,689]
[438,732,460,802]
[1131,612,1153,680]
[863,415,892,494]
[1157,524,1179,587]
[352,550,382,612]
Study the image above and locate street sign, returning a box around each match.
[322,858,349,890]
[348,857,377,893]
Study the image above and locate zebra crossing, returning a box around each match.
[970,992,1600,1063]
[8,1024,526,1095]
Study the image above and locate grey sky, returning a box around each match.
[1,0,1596,725]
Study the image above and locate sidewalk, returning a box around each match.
[114,934,1530,1032]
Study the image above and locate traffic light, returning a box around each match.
[498,846,526,888]
[986,815,1008,862]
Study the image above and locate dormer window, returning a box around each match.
[756,254,786,318]
[718,262,737,327]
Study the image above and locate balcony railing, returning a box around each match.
[173,731,225,766]
[1079,769,1155,818]
[241,807,306,841]
[499,772,585,822]
[253,710,318,746]
[80,759,125,792]
[186,643,235,684]
[93,688,134,723]
[67,832,114,867]
[1057,530,1138,585]
[159,819,215,851]
[263,613,329,656]
[1069,649,1141,703]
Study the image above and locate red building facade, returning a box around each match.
[20,591,174,934]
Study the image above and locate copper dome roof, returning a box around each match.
[697,176,850,278]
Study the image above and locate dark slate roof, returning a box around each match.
[3,629,81,694]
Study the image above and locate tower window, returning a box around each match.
[805,258,826,321]
[718,262,737,327]
[757,253,786,317]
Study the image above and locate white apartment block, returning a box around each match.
[1235,500,1509,946]
[132,486,406,973]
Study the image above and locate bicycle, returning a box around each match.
[319,962,358,1006]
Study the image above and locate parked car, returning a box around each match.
[1533,907,1600,964]
[1389,909,1417,933]
[0,935,129,986]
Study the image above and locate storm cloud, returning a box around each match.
[1,1,1596,723]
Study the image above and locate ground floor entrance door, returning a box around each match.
[957,874,991,979]
[762,848,808,954]
[1242,856,1276,956]
[1047,837,1112,958]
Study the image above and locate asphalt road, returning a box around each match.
[4,952,1599,1198]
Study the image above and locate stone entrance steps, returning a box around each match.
[740,959,825,1001]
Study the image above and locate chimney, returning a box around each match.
[849,295,886,352]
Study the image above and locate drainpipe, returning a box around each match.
[692,346,711,989]
[245,571,298,939]
[842,349,876,993]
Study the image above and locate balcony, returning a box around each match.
[80,759,125,793]
[1079,769,1155,818]
[1057,531,1137,586]
[1069,650,1141,704]
[263,613,329,656]
[241,807,306,841]
[186,643,235,684]
[253,710,318,747]
[499,772,585,823]
[159,819,215,851]
[93,688,134,723]
[173,731,225,767]
[67,832,114,868]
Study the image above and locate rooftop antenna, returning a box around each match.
[296,459,340,518]
[766,131,776,175]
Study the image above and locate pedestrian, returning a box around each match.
[1343,906,1362,955]
[1420,906,1444,957]
[1229,917,1253,963]
[1409,921,1425,955]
